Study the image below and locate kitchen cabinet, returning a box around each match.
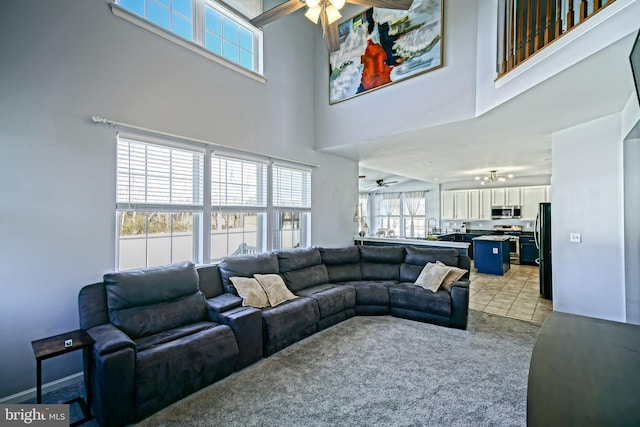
[519,236,538,265]
[480,189,493,220]
[441,190,470,220]
[468,190,480,220]
[454,191,470,219]
[521,186,548,220]
[441,191,455,219]
[491,187,521,206]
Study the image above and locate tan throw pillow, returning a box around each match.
[415,262,450,292]
[229,276,270,308]
[254,274,298,307]
[436,260,468,291]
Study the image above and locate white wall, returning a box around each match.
[0,0,357,399]
[551,113,626,321]
[313,0,480,152]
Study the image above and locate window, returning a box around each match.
[272,165,311,250]
[372,192,428,238]
[115,136,313,269]
[211,155,267,260]
[114,0,263,75]
[379,193,401,237]
[116,137,204,270]
[403,191,426,238]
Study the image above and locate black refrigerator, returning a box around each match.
[535,202,552,299]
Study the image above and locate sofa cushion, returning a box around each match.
[104,261,200,310]
[276,247,322,272]
[296,284,356,318]
[341,280,395,306]
[388,284,452,317]
[134,320,218,352]
[325,263,362,282]
[436,261,468,291]
[319,246,361,265]
[254,274,298,307]
[135,324,238,420]
[218,253,280,294]
[281,264,330,292]
[361,262,400,281]
[404,246,459,267]
[320,247,362,282]
[196,264,225,298]
[261,297,319,346]
[108,292,207,339]
[104,261,207,338]
[415,262,450,292]
[359,246,406,264]
[229,277,269,308]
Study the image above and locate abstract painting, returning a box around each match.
[328,0,443,104]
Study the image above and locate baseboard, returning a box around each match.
[0,372,83,404]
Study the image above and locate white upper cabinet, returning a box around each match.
[521,186,550,219]
[441,191,455,219]
[442,185,549,220]
[454,191,470,220]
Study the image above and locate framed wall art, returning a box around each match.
[328,0,443,104]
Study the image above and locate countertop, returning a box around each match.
[472,235,512,242]
[355,236,470,249]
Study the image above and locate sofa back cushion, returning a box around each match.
[218,253,280,294]
[360,246,405,281]
[319,247,362,282]
[277,248,329,292]
[196,264,224,298]
[104,261,206,339]
[400,247,461,282]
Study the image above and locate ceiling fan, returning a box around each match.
[249,0,414,52]
[364,178,398,190]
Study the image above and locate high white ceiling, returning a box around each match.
[352,31,638,190]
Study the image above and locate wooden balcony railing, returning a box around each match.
[497,0,616,77]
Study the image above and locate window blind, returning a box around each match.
[272,165,311,208]
[211,155,267,207]
[117,138,204,209]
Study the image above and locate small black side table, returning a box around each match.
[31,329,94,426]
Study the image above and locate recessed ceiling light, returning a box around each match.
[432,178,440,181]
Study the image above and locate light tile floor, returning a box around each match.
[469,262,553,324]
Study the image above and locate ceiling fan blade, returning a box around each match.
[346,0,413,10]
[249,0,305,27]
[324,20,340,52]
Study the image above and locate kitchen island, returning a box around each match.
[472,235,511,275]
[354,236,470,256]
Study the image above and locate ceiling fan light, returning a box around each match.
[306,0,320,8]
[305,6,321,24]
[498,177,506,182]
[330,0,346,10]
[507,174,514,179]
[325,4,342,25]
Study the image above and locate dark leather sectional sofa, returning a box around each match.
[78,245,471,426]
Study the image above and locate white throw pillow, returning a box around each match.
[436,260,468,291]
[229,276,270,308]
[415,262,450,292]
[254,274,298,307]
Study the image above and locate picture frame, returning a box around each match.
[328,0,444,104]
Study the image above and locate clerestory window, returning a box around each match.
[113,0,263,77]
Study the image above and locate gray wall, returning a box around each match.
[624,135,640,324]
[0,0,357,399]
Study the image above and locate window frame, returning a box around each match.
[115,134,313,269]
[110,0,265,82]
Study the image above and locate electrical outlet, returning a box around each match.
[64,339,73,348]
[492,247,499,255]
[570,232,582,243]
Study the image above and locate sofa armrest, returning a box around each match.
[449,280,470,330]
[87,323,136,356]
[207,302,262,370]
[85,324,136,426]
[206,293,243,316]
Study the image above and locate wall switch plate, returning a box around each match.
[492,247,499,254]
[570,232,582,243]
[64,339,73,348]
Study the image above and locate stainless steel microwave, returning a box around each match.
[491,206,522,219]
